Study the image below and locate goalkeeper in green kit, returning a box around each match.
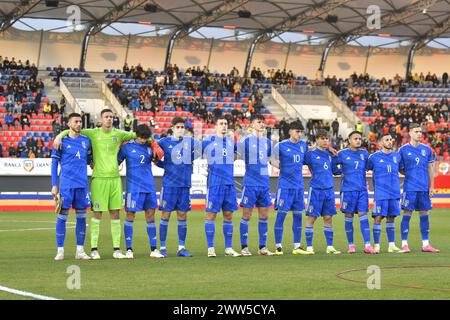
[53,109,163,259]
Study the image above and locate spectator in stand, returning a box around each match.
[128,97,140,113]
[52,118,61,135]
[331,118,339,138]
[4,112,14,127]
[25,135,36,153]
[0,143,2,157]
[124,114,132,132]
[36,136,44,150]
[20,113,30,129]
[55,64,64,86]
[43,102,51,116]
[8,145,15,157]
[35,147,44,158]
[443,72,448,87]
[113,113,120,129]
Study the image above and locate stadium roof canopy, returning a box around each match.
[1,0,450,48]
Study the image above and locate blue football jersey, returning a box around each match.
[117,141,156,193]
[272,139,307,189]
[157,136,199,188]
[202,135,236,187]
[336,148,369,192]
[304,148,336,189]
[51,135,91,189]
[238,134,272,187]
[399,143,435,192]
[367,151,401,200]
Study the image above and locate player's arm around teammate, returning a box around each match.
[336,131,377,254]
[367,134,403,254]
[157,117,198,257]
[303,130,341,255]
[118,124,164,259]
[270,121,310,256]
[51,113,92,261]
[238,115,275,256]
[398,123,440,253]
[202,116,241,257]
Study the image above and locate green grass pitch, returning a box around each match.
[0,209,449,300]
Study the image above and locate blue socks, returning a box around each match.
[75,212,86,247]
[223,221,233,248]
[359,214,371,246]
[124,220,134,250]
[146,221,157,250]
[178,219,187,247]
[240,218,249,248]
[386,221,395,244]
[205,219,215,248]
[420,214,429,242]
[323,227,334,247]
[258,218,268,249]
[305,226,314,248]
[344,216,354,245]
[292,211,302,245]
[401,214,411,242]
[373,223,382,245]
[56,213,68,248]
[159,218,169,248]
[274,211,287,245]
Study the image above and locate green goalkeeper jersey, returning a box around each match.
[61,128,136,178]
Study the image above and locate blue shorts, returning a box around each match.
[206,185,238,213]
[60,188,91,211]
[372,199,401,217]
[306,188,337,217]
[274,187,305,212]
[340,190,369,214]
[159,187,191,212]
[401,191,432,212]
[240,186,272,208]
[125,192,157,212]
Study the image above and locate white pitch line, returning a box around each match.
[0,285,60,300]
[0,220,77,233]
[0,226,76,233]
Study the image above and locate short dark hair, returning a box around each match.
[380,133,392,140]
[100,108,113,116]
[348,130,362,139]
[135,124,151,139]
[289,120,304,131]
[316,129,329,139]
[171,117,185,127]
[68,113,81,120]
[215,115,228,124]
[250,114,265,123]
[409,123,421,130]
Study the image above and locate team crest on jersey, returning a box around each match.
[404,200,409,207]
[300,146,304,153]
[421,150,426,157]
[393,157,397,164]
[279,199,284,207]
[184,142,189,150]
[112,136,118,144]
[342,202,347,209]
[308,206,314,213]
[94,202,100,209]
[147,147,152,155]
[360,154,365,161]
[82,141,87,149]
[377,206,381,213]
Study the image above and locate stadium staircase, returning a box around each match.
[273,85,361,137]
[102,70,284,139]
